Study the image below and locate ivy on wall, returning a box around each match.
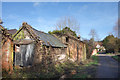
[13,29,24,40]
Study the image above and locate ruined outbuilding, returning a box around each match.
[13,22,67,67]
[50,27,86,62]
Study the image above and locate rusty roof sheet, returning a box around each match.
[31,27,67,48]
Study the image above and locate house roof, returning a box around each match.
[94,41,103,46]
[0,25,11,36]
[14,22,67,48]
[0,25,13,45]
[8,29,17,35]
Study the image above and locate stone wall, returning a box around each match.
[34,41,44,64]
[55,34,86,62]
[34,41,67,65]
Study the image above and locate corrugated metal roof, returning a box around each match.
[31,27,67,48]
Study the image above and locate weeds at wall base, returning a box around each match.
[2,57,98,78]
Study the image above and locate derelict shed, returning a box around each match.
[52,28,86,62]
[13,22,67,67]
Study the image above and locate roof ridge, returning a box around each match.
[25,24,40,41]
[31,27,47,34]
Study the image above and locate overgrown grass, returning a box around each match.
[55,60,79,74]
[71,56,98,78]
[112,55,120,62]
[85,55,98,66]
[72,73,88,78]
[2,68,38,78]
[3,57,99,79]
[91,55,98,61]
[2,61,77,78]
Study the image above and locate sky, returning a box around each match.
[1,2,118,41]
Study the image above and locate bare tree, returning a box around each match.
[113,19,119,37]
[89,29,97,40]
[89,29,100,41]
[55,16,80,34]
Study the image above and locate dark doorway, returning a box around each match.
[66,37,69,42]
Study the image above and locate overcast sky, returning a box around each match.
[2,2,118,40]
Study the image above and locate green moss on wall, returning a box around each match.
[13,30,24,40]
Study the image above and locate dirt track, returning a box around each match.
[96,54,120,78]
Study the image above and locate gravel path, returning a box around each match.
[96,54,120,78]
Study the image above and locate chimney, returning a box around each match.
[22,22,28,25]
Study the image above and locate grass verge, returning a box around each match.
[71,55,98,78]
[112,55,120,62]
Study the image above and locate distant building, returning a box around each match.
[91,41,106,56]
[95,42,105,52]
[8,29,17,35]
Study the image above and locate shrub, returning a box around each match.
[48,27,77,37]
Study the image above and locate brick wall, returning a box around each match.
[2,38,13,72]
[55,34,86,62]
